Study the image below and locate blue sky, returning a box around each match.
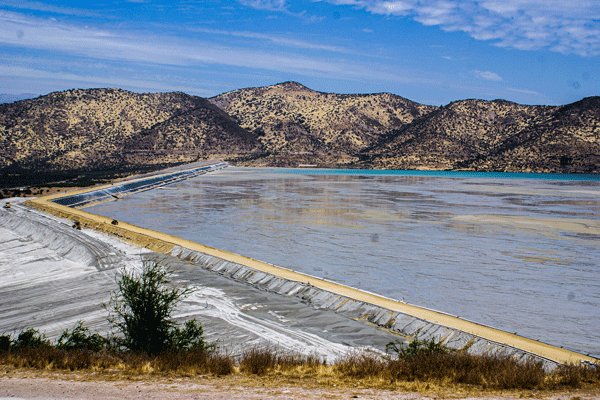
[1,0,599,105]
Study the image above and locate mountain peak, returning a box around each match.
[273,81,310,91]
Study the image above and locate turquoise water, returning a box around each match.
[86,167,600,357]
[272,168,600,181]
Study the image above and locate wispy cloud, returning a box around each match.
[235,0,322,22]
[0,64,213,95]
[0,0,95,16]
[0,10,434,86]
[237,0,288,12]
[506,87,541,96]
[473,70,502,81]
[323,0,600,56]
[193,28,349,53]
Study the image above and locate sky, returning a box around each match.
[0,0,599,106]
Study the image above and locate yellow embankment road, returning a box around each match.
[25,172,597,367]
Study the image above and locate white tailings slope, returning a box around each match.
[0,199,399,360]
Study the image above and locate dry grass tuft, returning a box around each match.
[151,350,234,376]
[335,350,552,390]
[548,362,600,389]
[0,348,233,377]
[2,345,599,394]
[334,352,386,379]
[238,346,326,376]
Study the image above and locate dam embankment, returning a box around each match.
[22,161,598,370]
[51,160,227,208]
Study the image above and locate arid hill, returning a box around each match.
[468,96,600,173]
[365,99,551,170]
[1,83,599,186]
[0,88,256,174]
[365,97,600,173]
[209,81,435,158]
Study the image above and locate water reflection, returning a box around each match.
[86,167,600,357]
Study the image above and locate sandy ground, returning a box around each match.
[2,371,598,400]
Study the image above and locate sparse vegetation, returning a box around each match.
[239,346,325,376]
[1,263,598,393]
[1,339,599,393]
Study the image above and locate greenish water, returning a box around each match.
[272,168,600,181]
[86,167,600,357]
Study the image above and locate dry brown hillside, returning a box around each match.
[366,99,554,170]
[209,81,435,161]
[1,83,598,186]
[0,88,254,173]
[470,96,600,173]
[367,97,600,173]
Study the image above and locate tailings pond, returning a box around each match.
[86,167,600,357]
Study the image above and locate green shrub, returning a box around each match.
[170,319,213,352]
[386,334,448,359]
[0,334,11,351]
[12,328,50,350]
[105,260,210,355]
[57,321,107,352]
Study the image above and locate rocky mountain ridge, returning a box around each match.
[1,82,598,184]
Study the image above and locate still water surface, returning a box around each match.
[87,167,600,357]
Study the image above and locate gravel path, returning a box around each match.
[2,372,599,400]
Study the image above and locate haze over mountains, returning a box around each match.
[1,82,599,181]
[0,93,36,104]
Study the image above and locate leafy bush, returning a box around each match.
[12,328,51,350]
[386,334,448,359]
[170,319,212,352]
[57,321,108,352]
[0,334,11,351]
[105,260,210,355]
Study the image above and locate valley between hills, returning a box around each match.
[1,81,599,187]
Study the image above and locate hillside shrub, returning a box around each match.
[57,321,108,352]
[12,328,51,350]
[105,260,210,355]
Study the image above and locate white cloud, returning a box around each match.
[324,0,600,56]
[473,70,502,81]
[0,11,437,87]
[193,28,349,53]
[506,87,541,96]
[236,0,288,12]
[0,0,95,16]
